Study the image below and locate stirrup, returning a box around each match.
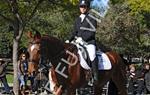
[88,77,94,86]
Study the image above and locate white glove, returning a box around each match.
[65,40,70,43]
[75,37,82,43]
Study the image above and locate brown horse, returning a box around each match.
[27,31,41,76]
[26,31,42,92]
[27,32,127,95]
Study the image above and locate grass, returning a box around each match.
[6,74,13,83]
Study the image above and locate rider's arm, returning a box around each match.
[82,16,97,42]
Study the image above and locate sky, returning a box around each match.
[90,0,110,17]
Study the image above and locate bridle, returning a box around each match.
[28,41,40,63]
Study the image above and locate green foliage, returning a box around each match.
[111,0,125,5]
[64,0,79,5]
[0,0,78,48]
[126,0,150,32]
[0,16,13,57]
[96,3,150,57]
[0,0,149,58]
[25,4,77,42]
[0,32,13,57]
[127,0,150,14]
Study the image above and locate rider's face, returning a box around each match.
[79,5,88,14]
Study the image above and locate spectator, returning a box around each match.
[18,53,28,94]
[128,64,136,95]
[0,60,11,94]
[144,64,150,94]
[134,64,146,95]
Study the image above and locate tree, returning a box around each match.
[0,1,24,94]
[96,3,150,57]
[127,0,150,14]
[0,0,74,94]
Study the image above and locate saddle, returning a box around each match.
[77,43,91,64]
[71,37,91,68]
[71,37,112,70]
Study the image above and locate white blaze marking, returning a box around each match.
[31,45,35,52]
[49,70,56,92]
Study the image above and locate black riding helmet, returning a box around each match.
[79,0,90,8]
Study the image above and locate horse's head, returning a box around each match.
[40,36,69,94]
[40,37,82,94]
[27,31,41,76]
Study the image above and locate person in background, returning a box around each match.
[134,64,146,95]
[144,63,150,94]
[0,60,11,94]
[127,64,136,95]
[18,53,28,94]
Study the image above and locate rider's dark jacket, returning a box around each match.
[69,13,97,45]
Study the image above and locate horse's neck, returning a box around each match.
[64,43,77,52]
[41,36,63,54]
[64,44,87,86]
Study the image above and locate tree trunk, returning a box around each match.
[13,39,19,95]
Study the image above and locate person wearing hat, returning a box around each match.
[68,0,99,84]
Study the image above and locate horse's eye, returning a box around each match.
[37,50,40,53]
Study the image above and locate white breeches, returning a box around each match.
[85,44,96,61]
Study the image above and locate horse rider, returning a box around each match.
[68,0,99,84]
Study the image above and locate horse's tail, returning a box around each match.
[106,51,127,78]
[118,55,127,82]
[106,51,127,95]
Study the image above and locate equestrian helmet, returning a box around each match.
[79,0,90,7]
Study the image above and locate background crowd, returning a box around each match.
[1,54,150,95]
[127,63,150,95]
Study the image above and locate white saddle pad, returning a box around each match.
[97,51,112,70]
[78,50,91,70]
[78,50,112,70]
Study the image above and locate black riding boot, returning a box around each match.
[91,57,99,83]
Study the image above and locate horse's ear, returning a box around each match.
[34,31,41,40]
[26,31,33,39]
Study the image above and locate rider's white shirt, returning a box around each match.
[80,14,86,22]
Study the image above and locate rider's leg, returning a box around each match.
[91,56,99,82]
[86,44,99,82]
